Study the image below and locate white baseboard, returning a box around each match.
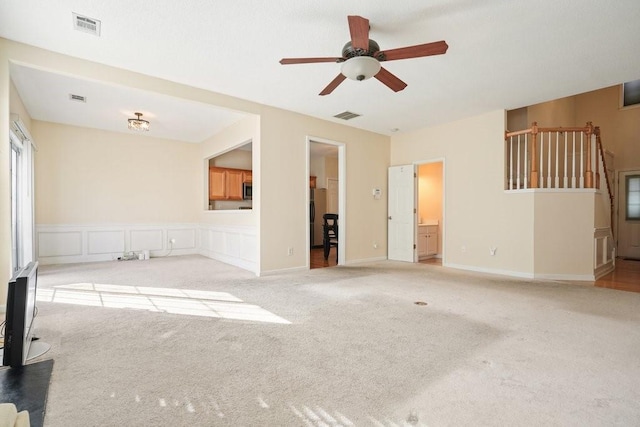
[444,262,535,279]
[259,265,309,276]
[444,262,597,281]
[344,256,388,265]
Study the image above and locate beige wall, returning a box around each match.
[33,121,200,224]
[392,110,535,275]
[259,107,389,272]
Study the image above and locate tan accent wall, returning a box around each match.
[392,110,535,275]
[574,85,640,171]
[33,121,200,224]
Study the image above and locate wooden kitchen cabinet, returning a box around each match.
[209,167,227,200]
[226,169,244,200]
[242,171,252,183]
[209,167,249,201]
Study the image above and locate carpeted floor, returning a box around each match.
[30,255,640,426]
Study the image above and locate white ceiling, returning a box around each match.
[1,0,640,139]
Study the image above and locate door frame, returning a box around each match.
[414,158,446,264]
[615,168,640,257]
[306,136,346,267]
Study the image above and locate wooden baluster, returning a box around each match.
[530,122,538,188]
[585,122,593,188]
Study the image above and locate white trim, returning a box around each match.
[259,265,308,276]
[445,262,597,281]
[505,188,598,194]
[533,273,596,281]
[306,136,346,269]
[344,256,388,265]
[444,262,534,279]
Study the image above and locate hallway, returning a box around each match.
[595,258,640,293]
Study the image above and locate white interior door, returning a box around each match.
[618,170,640,259]
[388,165,415,262]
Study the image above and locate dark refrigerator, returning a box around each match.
[310,188,327,248]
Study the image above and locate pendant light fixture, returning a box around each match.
[128,112,150,131]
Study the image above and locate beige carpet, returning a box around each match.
[32,255,640,426]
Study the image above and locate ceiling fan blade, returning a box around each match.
[319,74,347,96]
[374,67,407,92]
[280,57,344,65]
[378,40,449,61]
[348,15,370,50]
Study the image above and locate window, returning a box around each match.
[627,175,640,220]
[621,80,640,108]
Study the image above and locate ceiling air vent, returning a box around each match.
[73,13,101,36]
[69,94,86,103]
[333,111,361,121]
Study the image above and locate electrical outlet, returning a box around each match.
[287,247,293,256]
[490,247,497,256]
[461,245,467,253]
[373,242,378,249]
[169,238,176,245]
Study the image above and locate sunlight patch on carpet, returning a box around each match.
[37,284,290,324]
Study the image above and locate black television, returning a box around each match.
[3,261,39,368]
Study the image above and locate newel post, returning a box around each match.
[530,122,539,188]
[594,126,601,189]
[585,122,594,188]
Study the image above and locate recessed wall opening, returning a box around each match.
[206,140,252,211]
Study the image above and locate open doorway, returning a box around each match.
[417,160,444,265]
[308,139,344,269]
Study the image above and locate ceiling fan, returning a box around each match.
[279,15,448,96]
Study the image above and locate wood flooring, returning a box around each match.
[310,247,337,269]
[595,258,640,293]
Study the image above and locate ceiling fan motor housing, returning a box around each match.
[341,39,384,60]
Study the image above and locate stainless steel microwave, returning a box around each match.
[242,183,252,200]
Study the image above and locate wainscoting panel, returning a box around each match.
[87,230,125,255]
[199,225,258,274]
[36,224,200,265]
[130,229,164,252]
[38,231,82,257]
[168,228,197,250]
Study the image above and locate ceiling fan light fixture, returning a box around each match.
[128,112,150,131]
[340,56,381,81]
